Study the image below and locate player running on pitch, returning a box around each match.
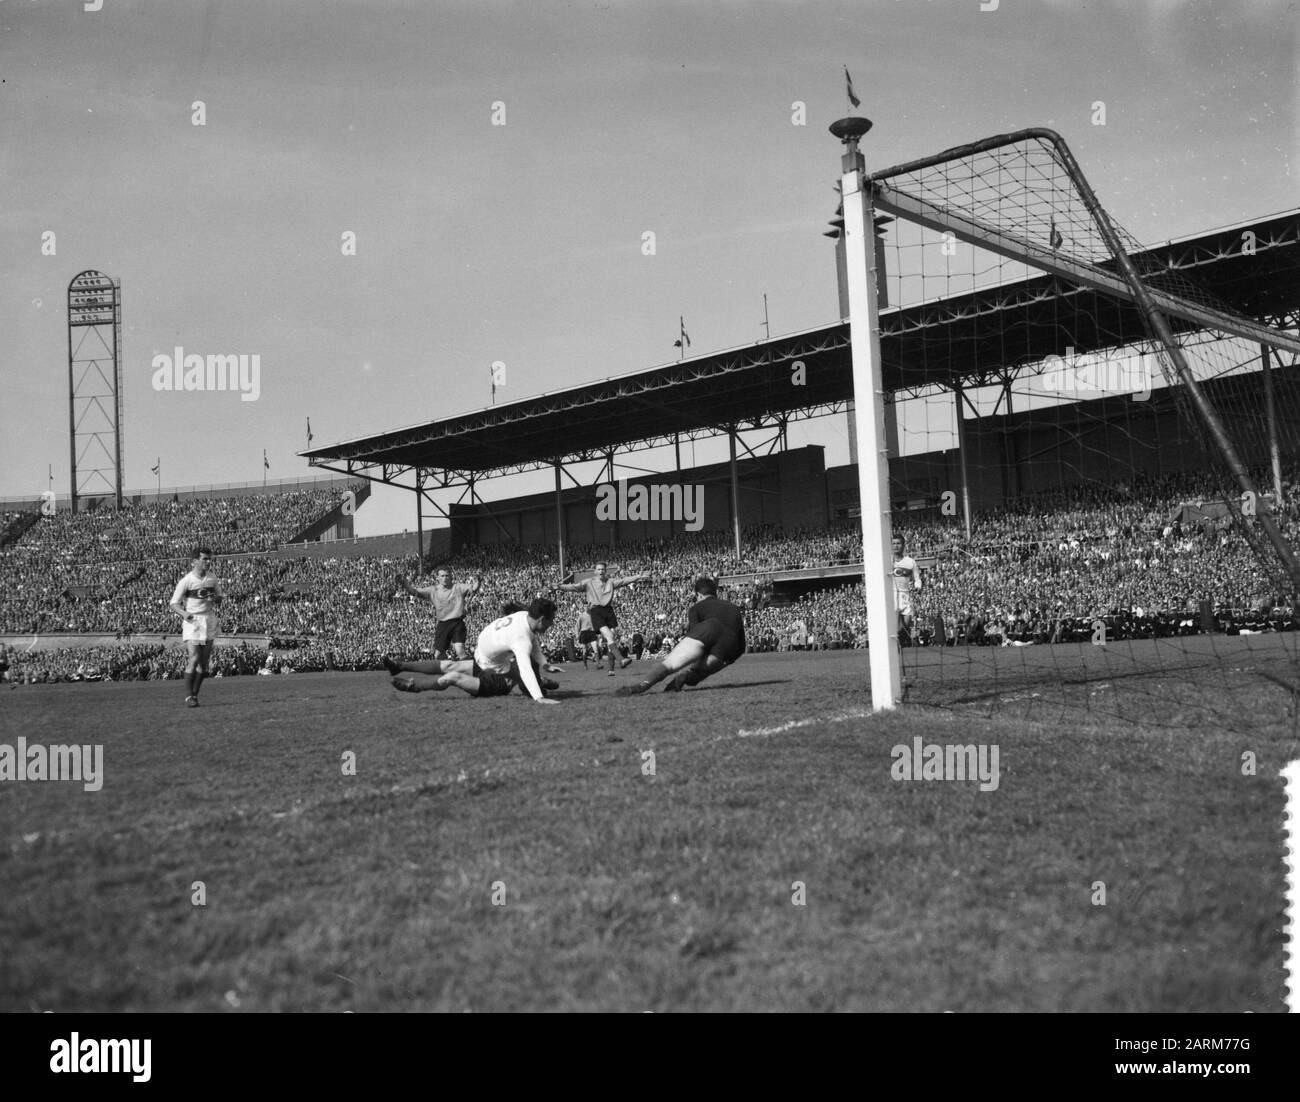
[169,546,222,708]
[615,576,744,695]
[389,597,560,703]
[557,562,651,676]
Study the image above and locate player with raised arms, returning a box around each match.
[615,576,744,695]
[556,562,651,676]
[169,546,222,708]
[389,597,560,703]
[395,566,483,660]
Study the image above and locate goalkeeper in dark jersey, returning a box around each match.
[615,576,744,695]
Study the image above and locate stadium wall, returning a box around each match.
[449,447,829,549]
[273,529,448,561]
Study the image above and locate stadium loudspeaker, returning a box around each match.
[932,614,947,646]
[1199,600,1216,633]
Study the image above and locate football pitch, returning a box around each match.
[0,646,1292,1012]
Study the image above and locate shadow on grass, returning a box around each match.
[679,679,793,692]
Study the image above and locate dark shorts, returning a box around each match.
[471,662,517,698]
[686,618,745,665]
[578,629,600,646]
[435,617,468,654]
[589,605,618,632]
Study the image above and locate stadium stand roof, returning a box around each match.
[303,209,1300,489]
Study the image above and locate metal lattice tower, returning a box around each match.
[67,270,123,513]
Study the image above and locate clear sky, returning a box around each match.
[2,0,1294,536]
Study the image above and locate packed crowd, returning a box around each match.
[12,487,351,565]
[2,465,1298,680]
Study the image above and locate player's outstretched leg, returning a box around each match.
[385,657,445,675]
[391,673,449,692]
[436,670,485,696]
[662,654,725,692]
[615,638,706,696]
[390,659,471,692]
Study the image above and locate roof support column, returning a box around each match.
[415,468,425,567]
[554,460,566,579]
[606,449,617,550]
[1262,344,1284,504]
[728,424,741,560]
[954,383,973,541]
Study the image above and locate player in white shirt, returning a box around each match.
[169,546,222,708]
[389,598,559,703]
[891,535,921,643]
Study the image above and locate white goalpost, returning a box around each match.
[833,116,902,711]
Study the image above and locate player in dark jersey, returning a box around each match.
[615,577,744,695]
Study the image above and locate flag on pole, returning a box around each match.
[307,418,313,444]
[263,450,270,471]
[673,317,691,350]
[844,65,861,110]
[151,460,159,475]
[1049,218,1064,250]
[490,363,496,401]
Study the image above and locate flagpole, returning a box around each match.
[156,458,160,497]
[762,293,770,340]
[263,449,267,488]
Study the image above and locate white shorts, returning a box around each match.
[894,592,913,617]
[183,614,218,644]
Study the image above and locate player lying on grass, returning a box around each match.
[387,597,560,703]
[615,577,745,695]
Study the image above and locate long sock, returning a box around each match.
[404,660,443,674]
[392,673,447,692]
[637,662,673,690]
[193,669,205,697]
[185,670,194,696]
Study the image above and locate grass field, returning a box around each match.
[0,646,1293,1012]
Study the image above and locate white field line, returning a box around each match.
[735,708,875,738]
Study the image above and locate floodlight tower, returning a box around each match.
[66,270,124,513]
[830,115,902,710]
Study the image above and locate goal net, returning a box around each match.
[864,129,1300,729]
